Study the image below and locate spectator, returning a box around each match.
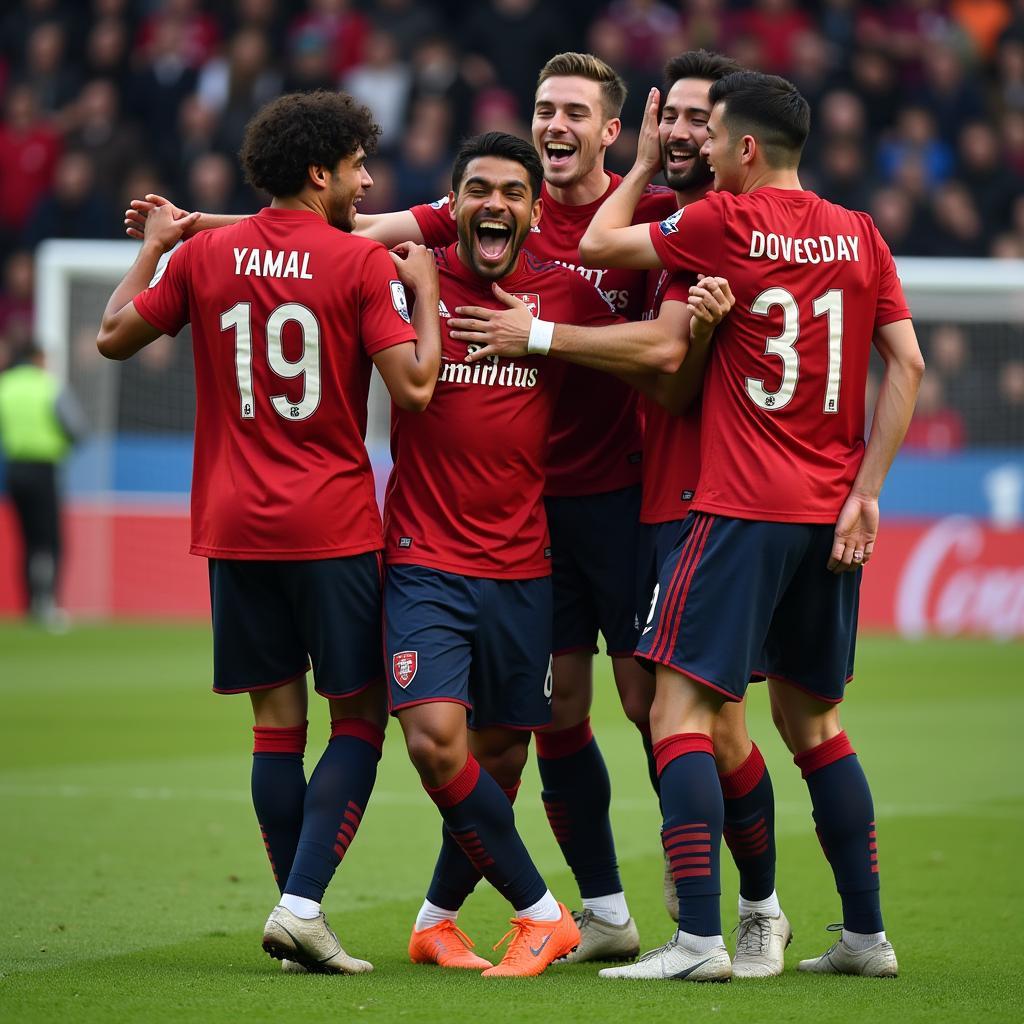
[63,79,143,199]
[408,36,474,147]
[460,0,567,119]
[928,324,991,439]
[82,17,132,93]
[0,85,62,246]
[197,27,282,156]
[281,21,335,93]
[957,121,1021,237]
[368,0,441,60]
[976,359,1024,443]
[728,0,811,74]
[183,152,245,220]
[126,15,200,171]
[602,0,683,74]
[287,0,368,79]
[878,106,955,190]
[903,374,966,452]
[870,185,933,255]
[0,251,34,344]
[844,48,900,134]
[23,150,116,249]
[814,136,875,212]
[136,0,220,71]
[17,21,80,116]
[343,29,412,151]
[996,37,1024,111]
[929,180,988,256]
[916,42,986,146]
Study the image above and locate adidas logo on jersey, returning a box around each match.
[438,299,451,318]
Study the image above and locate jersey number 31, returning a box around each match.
[746,287,842,414]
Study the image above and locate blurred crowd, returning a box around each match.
[0,0,1022,447]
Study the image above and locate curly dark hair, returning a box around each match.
[239,91,381,198]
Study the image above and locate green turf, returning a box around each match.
[1,624,1021,1022]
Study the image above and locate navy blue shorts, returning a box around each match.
[546,485,642,658]
[208,553,385,697]
[635,513,860,702]
[636,519,688,675]
[384,564,553,730]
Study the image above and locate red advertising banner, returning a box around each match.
[2,504,1023,636]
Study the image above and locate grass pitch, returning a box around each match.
[0,623,1021,1022]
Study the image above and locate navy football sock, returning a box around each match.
[427,781,520,913]
[282,718,384,902]
[638,720,661,798]
[251,723,307,893]
[655,733,723,937]
[795,731,883,934]
[719,743,777,902]
[536,718,622,898]
[425,756,546,911]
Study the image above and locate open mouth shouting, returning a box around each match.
[474,216,513,266]
[543,139,577,171]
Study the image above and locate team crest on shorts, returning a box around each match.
[512,293,541,318]
[393,650,418,688]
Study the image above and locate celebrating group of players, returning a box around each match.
[96,45,924,982]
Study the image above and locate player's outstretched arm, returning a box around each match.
[353,210,425,246]
[828,318,925,574]
[125,194,246,240]
[579,88,663,271]
[99,204,201,359]
[372,242,441,412]
[453,283,685,375]
[455,277,732,397]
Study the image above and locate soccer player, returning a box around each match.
[404,51,678,963]
[579,72,924,981]
[96,91,442,974]
[388,130,626,977]
[450,51,792,977]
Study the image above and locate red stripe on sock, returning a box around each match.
[674,866,712,878]
[718,743,766,799]
[502,780,521,805]
[330,717,385,754]
[252,722,308,754]
[535,718,594,759]
[653,733,714,776]
[425,755,481,809]
[793,731,856,779]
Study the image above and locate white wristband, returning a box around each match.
[527,318,554,355]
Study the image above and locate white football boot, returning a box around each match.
[731,910,792,978]
[798,925,898,978]
[599,934,732,982]
[553,909,641,963]
[262,905,373,974]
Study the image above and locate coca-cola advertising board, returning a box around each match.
[860,517,1024,639]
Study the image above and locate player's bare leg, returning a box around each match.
[261,682,384,974]
[534,651,640,962]
[601,668,731,981]
[409,725,531,969]
[400,703,578,976]
[712,699,790,977]
[769,681,897,978]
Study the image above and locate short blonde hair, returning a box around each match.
[536,52,627,120]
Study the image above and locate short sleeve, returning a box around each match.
[662,271,694,305]
[132,242,192,337]
[569,273,623,328]
[648,197,724,278]
[358,245,419,357]
[410,197,459,249]
[871,226,912,328]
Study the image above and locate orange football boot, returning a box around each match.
[481,903,580,978]
[408,920,492,969]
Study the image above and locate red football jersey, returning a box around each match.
[640,270,703,524]
[649,188,911,523]
[133,207,415,558]
[412,174,676,497]
[384,244,619,578]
